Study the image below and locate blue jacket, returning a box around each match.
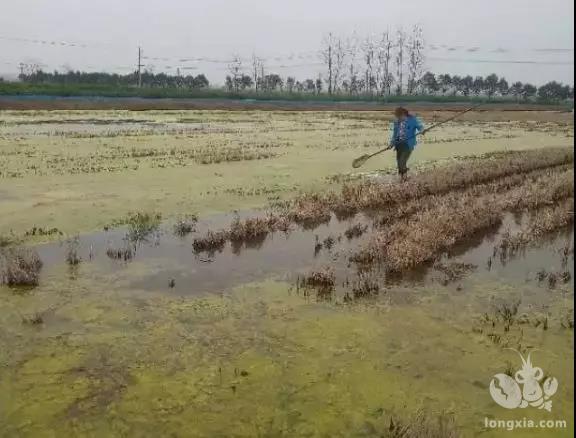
[390,115,424,150]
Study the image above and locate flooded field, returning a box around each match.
[0,109,574,437]
[0,109,573,243]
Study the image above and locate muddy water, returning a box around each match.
[35,211,371,295]
[34,210,574,297]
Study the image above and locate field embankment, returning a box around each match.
[0,93,572,112]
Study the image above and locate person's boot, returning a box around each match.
[402,168,411,182]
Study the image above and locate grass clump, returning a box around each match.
[0,233,18,247]
[24,226,63,237]
[21,312,44,325]
[560,309,574,329]
[286,193,332,228]
[344,223,368,240]
[360,410,460,438]
[494,299,522,331]
[105,246,134,261]
[125,212,162,242]
[351,275,380,299]
[192,230,228,253]
[296,268,336,299]
[495,199,575,261]
[229,216,270,243]
[107,211,162,242]
[193,213,291,254]
[173,214,198,237]
[434,262,477,285]
[0,247,43,287]
[65,236,82,265]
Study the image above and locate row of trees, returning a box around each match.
[17,69,210,89]
[222,68,573,101]
[224,55,317,93]
[418,73,574,101]
[224,71,322,94]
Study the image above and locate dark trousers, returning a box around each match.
[395,141,412,176]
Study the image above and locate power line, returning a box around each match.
[0,35,124,49]
[0,35,90,48]
[428,57,574,66]
[2,34,573,61]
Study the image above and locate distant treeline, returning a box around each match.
[222,71,574,102]
[0,67,569,105]
[16,70,210,89]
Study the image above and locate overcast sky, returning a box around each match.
[1,0,574,85]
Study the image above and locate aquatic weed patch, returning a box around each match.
[296,268,336,299]
[192,213,292,254]
[106,212,162,243]
[105,245,135,261]
[65,236,82,266]
[344,223,368,240]
[173,214,198,237]
[192,230,228,254]
[434,262,477,285]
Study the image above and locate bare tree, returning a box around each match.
[406,24,425,94]
[376,31,394,96]
[333,36,348,93]
[320,33,335,94]
[227,55,243,93]
[251,53,263,91]
[315,75,323,94]
[286,76,296,93]
[361,35,376,95]
[394,28,407,95]
[347,35,360,95]
[305,79,316,93]
[18,61,42,81]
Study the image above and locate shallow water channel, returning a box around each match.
[34,210,573,296]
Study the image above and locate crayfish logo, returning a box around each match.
[489,349,558,412]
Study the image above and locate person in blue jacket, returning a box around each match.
[388,107,426,181]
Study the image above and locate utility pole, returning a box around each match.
[327,34,333,95]
[137,46,144,88]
